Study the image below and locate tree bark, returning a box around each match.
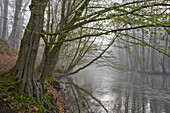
[2,0,8,40]
[3,0,49,102]
[15,0,31,50]
[0,0,3,38]
[9,0,23,48]
[141,28,145,72]
[39,0,90,84]
[161,35,168,74]
[150,29,155,72]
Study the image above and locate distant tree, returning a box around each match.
[0,0,3,38]
[9,0,23,48]
[2,0,8,40]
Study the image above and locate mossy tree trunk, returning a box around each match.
[39,0,90,85]
[3,0,48,102]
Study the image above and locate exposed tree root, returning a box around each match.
[4,79,22,92]
[0,73,61,113]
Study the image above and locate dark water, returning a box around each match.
[61,67,170,113]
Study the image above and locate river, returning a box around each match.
[60,67,170,113]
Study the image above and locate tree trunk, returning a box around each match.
[40,41,63,84]
[39,0,90,85]
[141,28,145,72]
[161,35,168,74]
[15,0,30,50]
[2,0,8,40]
[9,0,23,48]
[14,12,22,50]
[0,0,3,38]
[150,29,155,72]
[3,0,48,102]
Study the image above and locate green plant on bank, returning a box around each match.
[0,76,18,92]
[145,68,164,73]
[44,93,53,109]
[0,76,46,112]
[34,97,46,113]
[166,69,170,73]
[2,93,32,112]
[0,71,57,112]
[44,75,55,89]
[38,104,46,113]
[47,75,55,84]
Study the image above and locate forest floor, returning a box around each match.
[0,39,18,72]
[0,39,67,113]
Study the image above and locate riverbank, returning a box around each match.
[0,39,67,113]
[121,68,170,76]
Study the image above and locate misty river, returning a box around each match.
[60,66,170,113]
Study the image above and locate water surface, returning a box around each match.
[64,67,170,113]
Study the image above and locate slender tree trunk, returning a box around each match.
[38,1,51,72]
[124,30,130,70]
[39,0,90,84]
[9,0,23,48]
[15,0,30,50]
[2,0,8,40]
[141,29,145,72]
[132,30,137,70]
[3,0,48,102]
[14,12,22,49]
[146,47,150,69]
[150,29,155,72]
[40,40,63,84]
[167,35,170,68]
[161,35,168,73]
[0,0,3,38]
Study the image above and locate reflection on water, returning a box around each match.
[71,67,170,113]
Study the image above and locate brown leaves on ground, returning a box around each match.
[47,83,68,113]
[0,54,18,72]
[0,39,17,56]
[2,94,41,113]
[0,39,18,72]
[0,99,18,113]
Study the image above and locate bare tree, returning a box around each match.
[9,0,23,48]
[0,0,3,38]
[1,0,8,40]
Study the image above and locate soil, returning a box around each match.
[0,100,18,113]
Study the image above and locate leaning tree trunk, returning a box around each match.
[3,0,48,102]
[39,0,90,84]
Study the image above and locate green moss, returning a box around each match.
[6,95,12,102]
[45,92,51,102]
[44,92,53,109]
[38,104,46,113]
[0,85,8,92]
[145,69,152,73]
[34,97,46,113]
[47,75,55,84]
[6,75,16,83]
[44,80,48,88]
[166,68,170,72]
[14,93,27,101]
